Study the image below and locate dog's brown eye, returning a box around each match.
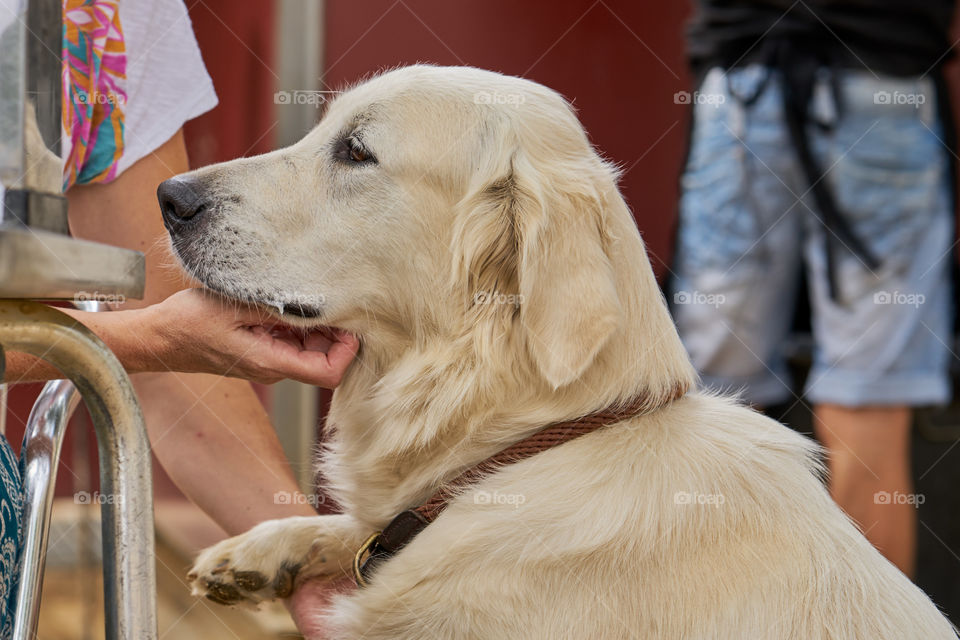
[335,136,376,165]
[350,145,369,163]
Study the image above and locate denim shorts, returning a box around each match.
[671,66,954,407]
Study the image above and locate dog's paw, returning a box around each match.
[187,519,313,606]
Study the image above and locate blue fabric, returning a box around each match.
[671,65,954,407]
[0,435,22,640]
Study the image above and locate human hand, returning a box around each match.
[139,289,359,387]
[286,576,355,639]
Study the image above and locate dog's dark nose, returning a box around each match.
[158,177,208,232]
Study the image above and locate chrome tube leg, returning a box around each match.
[12,298,110,638]
[0,301,156,640]
[12,379,80,640]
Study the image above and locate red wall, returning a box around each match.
[184,0,278,167]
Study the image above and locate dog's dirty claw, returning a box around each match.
[187,559,269,607]
[273,562,301,598]
[187,529,306,607]
[188,553,286,608]
[187,517,338,607]
[234,570,270,592]
[204,579,244,605]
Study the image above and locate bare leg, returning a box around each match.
[813,404,916,577]
[67,129,316,534]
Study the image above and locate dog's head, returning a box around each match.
[160,65,694,396]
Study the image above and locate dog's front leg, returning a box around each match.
[187,514,366,606]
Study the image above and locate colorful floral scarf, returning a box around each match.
[62,0,127,189]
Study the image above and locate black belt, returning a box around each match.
[773,39,879,301]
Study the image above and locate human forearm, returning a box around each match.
[134,371,317,535]
[1,307,158,384]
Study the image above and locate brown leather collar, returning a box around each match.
[352,390,682,586]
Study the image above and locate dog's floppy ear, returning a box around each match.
[511,151,622,388]
[455,146,623,389]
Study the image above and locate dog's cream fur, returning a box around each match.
[167,66,956,639]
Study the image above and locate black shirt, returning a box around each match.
[687,1,956,76]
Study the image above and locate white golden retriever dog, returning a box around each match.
[158,65,956,639]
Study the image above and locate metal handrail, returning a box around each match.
[0,301,157,640]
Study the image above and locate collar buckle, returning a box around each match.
[352,532,381,588]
